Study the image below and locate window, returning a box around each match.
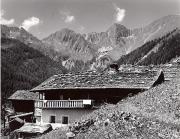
[62,116,68,124]
[50,116,55,123]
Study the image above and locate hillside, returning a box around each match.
[1,37,66,104]
[126,15,180,52]
[2,25,61,61]
[117,29,180,65]
[36,69,180,139]
[74,76,180,139]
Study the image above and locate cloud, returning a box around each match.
[0,10,15,25]
[60,10,75,23]
[113,3,126,23]
[65,15,75,23]
[20,17,40,31]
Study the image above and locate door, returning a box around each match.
[62,116,68,124]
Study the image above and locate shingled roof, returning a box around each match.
[31,69,164,91]
[9,90,38,100]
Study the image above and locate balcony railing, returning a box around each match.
[35,100,93,108]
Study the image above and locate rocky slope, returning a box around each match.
[42,28,96,71]
[84,24,130,70]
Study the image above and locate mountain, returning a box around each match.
[126,15,180,53]
[117,28,180,65]
[85,15,180,69]
[1,37,66,104]
[43,28,94,61]
[1,15,180,73]
[1,25,84,72]
[1,25,58,59]
[42,28,96,71]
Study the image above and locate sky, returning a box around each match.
[1,0,180,39]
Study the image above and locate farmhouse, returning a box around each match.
[9,66,164,126]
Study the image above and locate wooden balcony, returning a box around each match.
[35,100,93,109]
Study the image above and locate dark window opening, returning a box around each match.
[50,116,55,123]
[62,116,68,124]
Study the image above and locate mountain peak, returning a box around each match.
[106,23,130,40]
[53,28,75,35]
[107,23,128,32]
[59,28,75,33]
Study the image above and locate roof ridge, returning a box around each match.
[31,69,163,91]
